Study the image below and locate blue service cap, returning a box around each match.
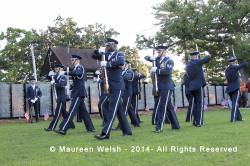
[190,51,200,56]
[227,56,237,62]
[71,54,82,60]
[53,64,64,68]
[155,45,168,50]
[105,38,118,45]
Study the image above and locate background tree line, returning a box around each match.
[136,0,250,84]
[0,16,146,83]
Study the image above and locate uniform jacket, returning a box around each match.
[183,73,190,95]
[155,56,175,91]
[122,68,134,96]
[93,51,125,90]
[27,85,42,102]
[54,73,67,102]
[68,64,87,98]
[132,71,145,95]
[225,62,248,93]
[185,56,211,91]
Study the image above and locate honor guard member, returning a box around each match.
[150,45,180,133]
[183,73,194,122]
[44,64,75,131]
[26,77,42,123]
[55,54,95,135]
[225,56,248,122]
[185,51,211,127]
[92,38,132,140]
[130,69,145,123]
[122,60,140,127]
[94,69,109,126]
[145,55,161,125]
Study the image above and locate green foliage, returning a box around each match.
[0,16,119,82]
[119,46,149,76]
[136,0,250,83]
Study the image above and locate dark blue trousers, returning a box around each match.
[228,90,242,122]
[155,90,180,131]
[185,93,195,122]
[101,90,132,137]
[123,94,140,126]
[59,97,95,132]
[152,96,159,125]
[190,87,204,126]
[98,94,109,125]
[166,100,180,129]
[48,101,75,130]
[131,94,141,123]
[152,95,171,125]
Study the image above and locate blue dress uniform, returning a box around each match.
[130,70,145,123]
[122,66,140,127]
[56,55,95,135]
[154,56,180,132]
[145,55,169,125]
[225,57,248,122]
[96,76,109,126]
[27,82,42,122]
[183,73,195,122]
[185,51,211,127]
[45,70,75,131]
[93,39,132,139]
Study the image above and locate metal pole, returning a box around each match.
[30,44,37,82]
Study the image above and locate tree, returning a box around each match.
[119,46,149,76]
[0,16,120,82]
[0,28,41,82]
[136,0,250,83]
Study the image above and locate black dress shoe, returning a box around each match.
[133,124,140,127]
[153,129,162,133]
[87,130,95,133]
[94,134,109,140]
[123,133,132,136]
[54,130,66,135]
[44,128,52,132]
[194,124,202,127]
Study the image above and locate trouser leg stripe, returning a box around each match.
[52,102,62,130]
[105,90,122,136]
[154,96,161,125]
[161,91,170,130]
[62,97,79,130]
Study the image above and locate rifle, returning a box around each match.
[101,51,109,94]
[48,50,58,100]
[30,44,37,82]
[152,47,158,96]
[66,42,71,100]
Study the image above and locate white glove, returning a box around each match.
[101,61,107,67]
[204,51,211,56]
[95,70,101,75]
[93,77,100,83]
[99,47,106,54]
[34,97,38,102]
[59,71,66,75]
[48,71,55,77]
[150,67,157,73]
[50,80,55,85]
[95,77,100,82]
[150,56,156,61]
[31,99,35,103]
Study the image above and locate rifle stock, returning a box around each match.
[101,54,109,94]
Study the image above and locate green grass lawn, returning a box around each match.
[0,107,250,166]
